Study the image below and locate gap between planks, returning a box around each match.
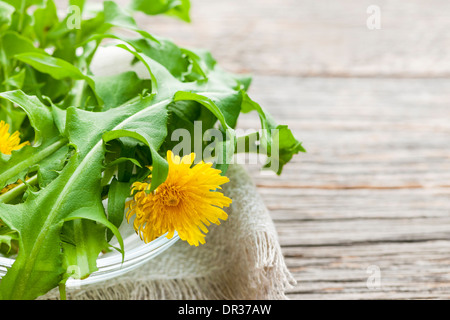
[256,184,450,190]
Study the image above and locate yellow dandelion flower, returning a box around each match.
[126,150,232,246]
[0,120,29,155]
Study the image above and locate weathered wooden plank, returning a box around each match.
[62,0,450,77]
[54,0,450,300]
[275,219,450,247]
[287,291,450,300]
[282,241,450,299]
[129,0,450,77]
[239,76,450,188]
[237,76,450,299]
[258,188,450,221]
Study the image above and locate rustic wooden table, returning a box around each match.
[75,0,450,299]
[136,0,450,299]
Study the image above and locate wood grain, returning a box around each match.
[129,0,450,300]
[69,0,450,77]
[241,76,450,188]
[58,0,450,299]
[239,76,450,299]
[129,0,450,77]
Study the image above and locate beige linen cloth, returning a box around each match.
[43,165,295,299]
[43,49,295,299]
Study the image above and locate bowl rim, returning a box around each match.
[0,228,180,288]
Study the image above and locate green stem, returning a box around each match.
[0,42,12,124]
[25,65,42,101]
[0,138,68,188]
[0,175,38,204]
[235,131,261,154]
[58,283,67,301]
[17,0,27,34]
[72,79,86,108]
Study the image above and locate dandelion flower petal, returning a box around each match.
[127,150,232,246]
[0,120,29,155]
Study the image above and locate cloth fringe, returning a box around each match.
[41,163,295,300]
[43,230,295,300]
[39,48,296,300]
